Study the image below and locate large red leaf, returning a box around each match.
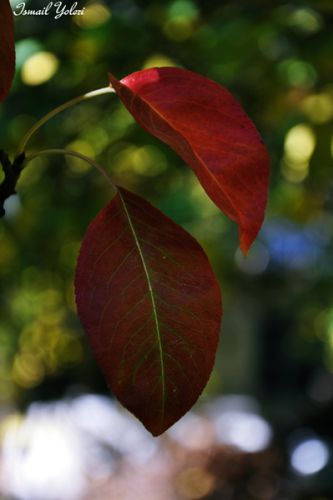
[109,67,269,254]
[75,187,221,435]
[0,0,15,102]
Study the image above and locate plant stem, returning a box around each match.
[17,86,115,156]
[25,149,117,194]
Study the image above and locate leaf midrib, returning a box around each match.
[118,190,166,421]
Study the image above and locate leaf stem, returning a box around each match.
[24,149,117,194]
[17,86,115,156]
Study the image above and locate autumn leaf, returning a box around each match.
[0,0,15,102]
[109,67,269,255]
[75,187,222,435]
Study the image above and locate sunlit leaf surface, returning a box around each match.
[109,67,269,254]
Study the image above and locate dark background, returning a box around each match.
[1,1,333,498]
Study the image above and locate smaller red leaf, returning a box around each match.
[109,67,269,254]
[75,187,222,435]
[0,0,15,102]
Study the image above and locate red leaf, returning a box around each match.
[75,187,222,435]
[0,0,15,102]
[109,67,269,254]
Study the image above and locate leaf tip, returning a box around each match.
[143,419,176,437]
[239,230,254,257]
[149,427,164,438]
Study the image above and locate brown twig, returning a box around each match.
[0,151,25,217]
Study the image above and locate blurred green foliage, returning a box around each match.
[1,0,333,494]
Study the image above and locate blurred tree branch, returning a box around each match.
[0,151,25,217]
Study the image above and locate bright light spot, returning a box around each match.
[284,124,315,163]
[1,403,87,500]
[288,8,323,33]
[235,241,270,275]
[75,3,111,28]
[291,439,329,475]
[21,52,59,86]
[3,195,21,218]
[215,411,272,452]
[70,395,158,465]
[143,54,178,69]
[208,395,272,453]
[301,93,333,124]
[15,38,43,69]
[0,396,159,499]
[282,124,315,183]
[168,412,214,450]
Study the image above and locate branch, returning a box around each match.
[0,151,25,217]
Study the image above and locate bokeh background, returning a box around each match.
[1,0,333,498]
